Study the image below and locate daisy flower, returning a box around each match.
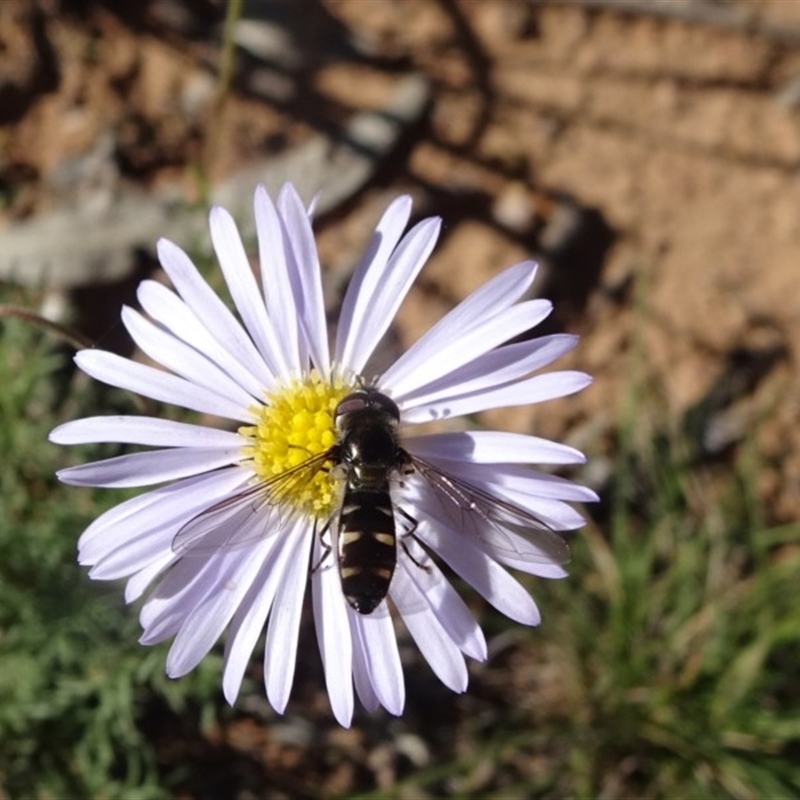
[50,183,596,727]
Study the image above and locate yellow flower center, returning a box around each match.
[239,371,353,518]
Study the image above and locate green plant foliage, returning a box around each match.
[3,284,799,798]
[357,380,800,800]
[0,306,221,798]
[545,427,800,799]
[417,411,799,798]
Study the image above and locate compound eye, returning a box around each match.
[373,392,400,422]
[334,391,369,420]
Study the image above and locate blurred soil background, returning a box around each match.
[2,0,800,797]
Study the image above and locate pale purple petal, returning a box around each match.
[125,551,176,603]
[222,532,296,705]
[209,205,289,377]
[349,604,405,715]
[75,350,251,422]
[351,631,380,712]
[254,185,300,374]
[137,280,270,398]
[122,306,258,408]
[491,549,570,579]
[312,534,354,727]
[394,536,486,661]
[402,370,593,423]
[157,238,274,387]
[166,543,269,677]
[277,185,329,374]
[264,519,313,713]
[408,477,574,575]
[338,212,440,375]
[484,470,598,505]
[57,446,243,488]
[396,334,578,410]
[391,563,468,692]
[418,457,598,505]
[89,524,173,581]
[50,416,242,448]
[86,475,253,582]
[335,195,413,369]
[380,261,539,396]
[385,299,552,403]
[140,551,229,645]
[78,467,250,559]
[405,430,587,466]
[416,517,542,625]
[415,458,594,531]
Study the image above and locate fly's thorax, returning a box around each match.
[334,387,406,486]
[340,417,397,473]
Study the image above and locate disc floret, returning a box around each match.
[240,372,353,517]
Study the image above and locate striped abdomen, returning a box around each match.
[338,487,396,614]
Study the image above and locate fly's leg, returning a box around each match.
[310,516,335,573]
[397,506,430,572]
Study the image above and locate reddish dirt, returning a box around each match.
[3,0,800,794]
[3,1,798,519]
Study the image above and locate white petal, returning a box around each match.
[209,205,290,377]
[157,238,274,388]
[490,471,597,504]
[222,533,294,705]
[84,471,252,582]
[381,261,539,396]
[349,604,405,715]
[50,415,242,448]
[387,299,552,402]
[125,551,176,603]
[410,476,575,574]
[420,458,598,504]
[75,350,251,422]
[422,461,592,531]
[391,563,468,692]
[165,544,267,677]
[397,334,578,410]
[140,550,228,645]
[339,213,440,375]
[402,370,592,423]
[254,185,300,374]
[491,550,570,579]
[264,519,313,713]
[78,467,250,557]
[141,515,272,647]
[277,185,329,374]
[57,446,243,488]
[312,534,354,727]
[122,306,258,409]
[405,430,587,466]
[137,280,270,398]
[395,537,486,661]
[418,518,541,625]
[335,195,413,370]
[89,522,173,580]
[351,630,380,712]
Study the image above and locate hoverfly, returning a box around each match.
[172,386,569,614]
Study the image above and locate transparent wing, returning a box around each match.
[407,454,570,565]
[172,451,333,557]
